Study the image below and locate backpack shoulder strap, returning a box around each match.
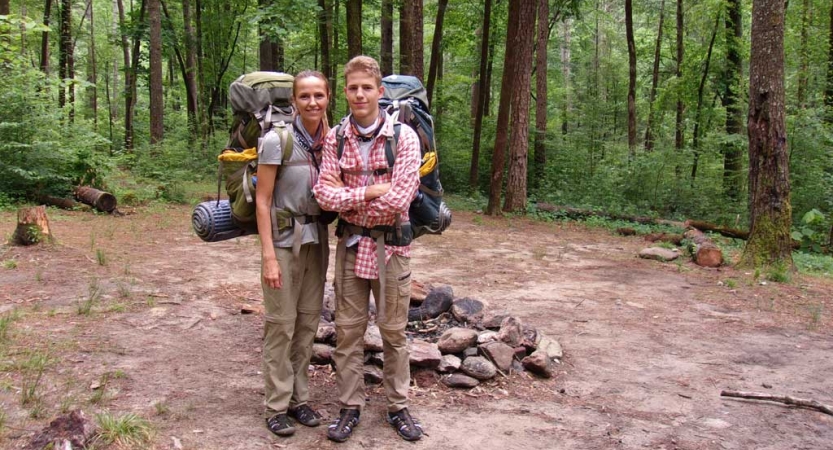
[384,123,401,169]
[335,116,350,160]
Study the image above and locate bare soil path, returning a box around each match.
[1,205,831,450]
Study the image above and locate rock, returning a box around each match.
[320,308,334,323]
[511,359,525,373]
[477,330,498,344]
[410,279,431,305]
[482,313,508,330]
[315,321,336,344]
[442,373,480,389]
[365,351,384,367]
[451,297,484,323]
[496,316,523,347]
[638,247,680,262]
[26,410,97,450]
[522,351,554,378]
[513,346,529,360]
[537,336,564,360]
[409,339,442,369]
[408,285,453,321]
[479,341,515,373]
[412,368,440,387]
[521,326,540,352]
[364,325,383,352]
[463,347,479,358]
[364,365,383,384]
[437,327,479,354]
[310,344,334,365]
[460,356,497,380]
[437,354,461,373]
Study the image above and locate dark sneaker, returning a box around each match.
[387,408,423,441]
[266,413,296,437]
[327,408,360,442]
[288,404,322,427]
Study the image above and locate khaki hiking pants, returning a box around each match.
[333,245,412,413]
[262,243,326,416]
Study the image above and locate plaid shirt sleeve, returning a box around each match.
[364,125,420,218]
[312,127,367,212]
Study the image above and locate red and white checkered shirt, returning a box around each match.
[313,114,421,279]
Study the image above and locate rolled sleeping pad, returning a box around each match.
[192,199,256,242]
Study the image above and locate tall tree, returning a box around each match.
[560,19,571,134]
[674,0,684,150]
[182,0,198,133]
[486,0,522,215]
[346,0,362,58]
[470,0,492,190]
[85,2,97,129]
[643,0,665,152]
[826,1,833,123]
[503,0,536,212]
[625,0,637,153]
[380,0,393,76]
[796,0,809,108]
[532,0,549,186]
[58,0,75,120]
[149,0,164,144]
[0,0,7,15]
[691,12,720,183]
[722,0,744,200]
[40,0,52,74]
[319,0,333,122]
[740,0,792,268]
[426,0,448,104]
[399,0,413,74]
[411,0,424,81]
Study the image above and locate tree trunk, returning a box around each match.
[739,0,793,269]
[486,0,522,215]
[684,229,724,267]
[331,0,338,118]
[674,0,684,151]
[426,0,448,105]
[502,0,536,213]
[319,0,333,123]
[691,12,720,183]
[560,19,571,134]
[825,0,833,123]
[643,0,665,152]
[796,0,809,108]
[40,0,52,74]
[86,3,97,129]
[625,0,637,154]
[75,187,118,213]
[12,206,53,246]
[183,0,198,134]
[532,0,549,187]
[411,0,424,81]
[258,0,273,70]
[722,0,744,200]
[399,0,413,74]
[0,0,7,15]
[469,0,492,190]
[124,0,147,151]
[346,0,362,59]
[58,0,72,115]
[380,0,393,76]
[149,0,164,145]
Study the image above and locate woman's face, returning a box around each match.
[294,76,329,125]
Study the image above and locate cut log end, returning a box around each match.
[75,186,117,213]
[12,206,53,246]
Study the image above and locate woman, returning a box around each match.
[255,70,331,437]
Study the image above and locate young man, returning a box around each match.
[313,56,424,443]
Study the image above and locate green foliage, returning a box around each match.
[94,412,155,448]
[791,209,828,253]
[794,252,833,276]
[0,310,21,343]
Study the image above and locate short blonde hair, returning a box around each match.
[343,56,382,87]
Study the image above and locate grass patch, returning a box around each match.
[20,351,49,406]
[94,412,155,448]
[96,248,107,266]
[2,259,17,269]
[794,252,833,277]
[78,279,102,315]
[765,262,792,283]
[0,309,21,342]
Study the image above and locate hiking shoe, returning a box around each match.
[288,404,322,427]
[387,408,423,441]
[327,408,360,442]
[266,413,296,437]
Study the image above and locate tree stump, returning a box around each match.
[12,205,53,246]
[684,228,723,267]
[75,186,117,213]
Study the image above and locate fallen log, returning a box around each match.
[685,220,748,240]
[37,195,87,210]
[12,205,53,245]
[684,228,723,267]
[721,390,833,417]
[75,186,117,213]
[645,232,684,246]
[534,203,686,228]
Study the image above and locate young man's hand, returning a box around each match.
[319,172,345,189]
[365,182,391,200]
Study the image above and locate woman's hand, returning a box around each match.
[262,258,282,289]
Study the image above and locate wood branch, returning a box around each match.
[645,232,684,246]
[74,186,117,213]
[12,206,53,246]
[685,220,748,239]
[534,203,686,228]
[721,390,833,416]
[684,228,723,267]
[37,195,88,210]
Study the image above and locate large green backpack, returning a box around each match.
[219,72,295,231]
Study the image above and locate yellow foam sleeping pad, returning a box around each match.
[218,147,258,162]
[419,151,437,177]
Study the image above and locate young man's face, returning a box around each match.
[344,71,384,127]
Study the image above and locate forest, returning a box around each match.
[1,0,832,268]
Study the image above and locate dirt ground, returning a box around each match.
[1,204,832,450]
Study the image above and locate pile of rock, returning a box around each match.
[313,285,563,389]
